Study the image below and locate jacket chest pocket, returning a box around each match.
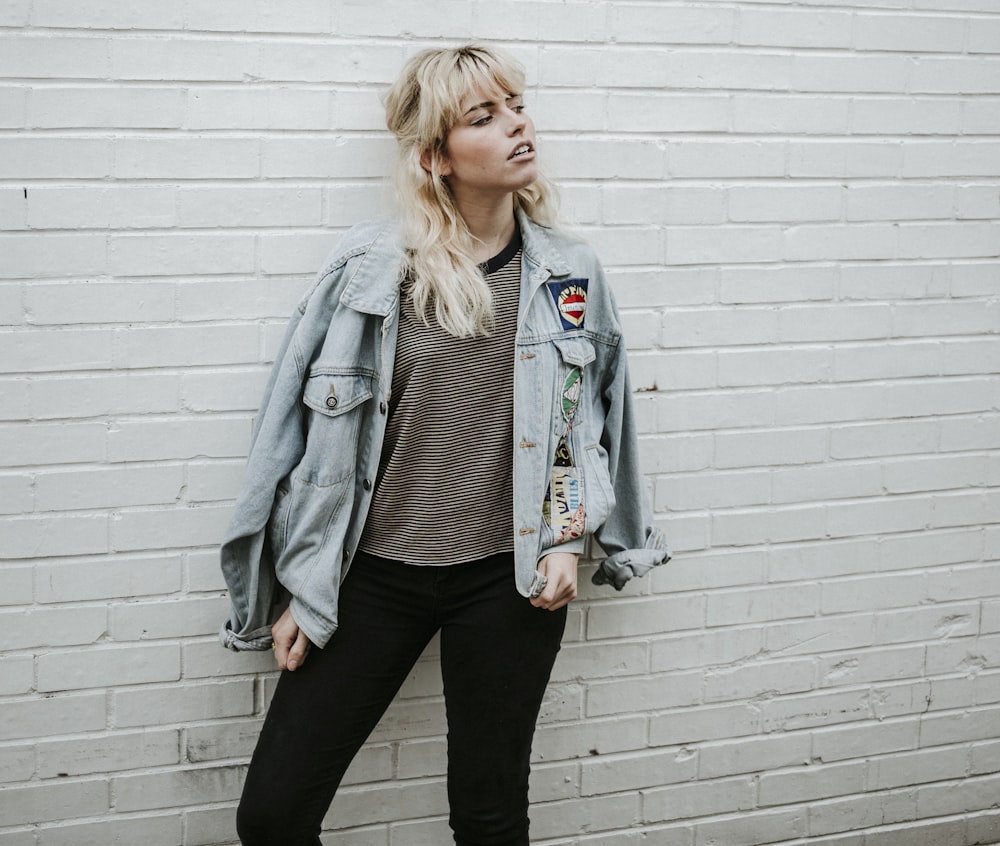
[298,370,374,487]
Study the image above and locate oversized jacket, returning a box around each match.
[219,209,670,651]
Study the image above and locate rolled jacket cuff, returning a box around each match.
[591,529,671,591]
[219,620,273,652]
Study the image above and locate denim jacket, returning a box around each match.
[219,209,670,651]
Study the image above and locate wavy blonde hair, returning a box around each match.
[383,44,558,338]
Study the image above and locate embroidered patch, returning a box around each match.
[547,279,588,330]
[547,468,586,542]
[561,367,582,424]
[553,435,573,468]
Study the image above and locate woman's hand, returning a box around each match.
[531,551,579,611]
[271,606,312,671]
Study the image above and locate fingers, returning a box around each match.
[286,628,311,671]
[271,607,311,671]
[530,552,579,611]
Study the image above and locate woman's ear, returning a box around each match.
[420,147,451,178]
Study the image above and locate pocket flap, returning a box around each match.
[302,371,373,417]
[551,336,596,367]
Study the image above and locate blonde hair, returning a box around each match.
[383,44,558,338]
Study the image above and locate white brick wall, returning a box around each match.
[1,1,998,843]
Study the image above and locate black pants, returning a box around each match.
[236,550,567,846]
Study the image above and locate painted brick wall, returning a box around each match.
[1,1,999,844]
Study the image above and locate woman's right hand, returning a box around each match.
[271,606,312,671]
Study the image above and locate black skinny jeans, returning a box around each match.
[236,550,567,846]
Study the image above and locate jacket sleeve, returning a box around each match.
[589,296,671,590]
[218,299,309,650]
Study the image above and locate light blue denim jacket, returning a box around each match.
[219,209,670,651]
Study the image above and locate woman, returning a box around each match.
[220,44,670,846]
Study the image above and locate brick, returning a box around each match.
[668,139,785,178]
[26,184,177,232]
[763,761,870,807]
[112,595,229,640]
[643,776,755,824]
[608,92,728,133]
[611,4,734,44]
[657,468,771,510]
[604,185,726,226]
[0,693,106,741]
[322,779,448,829]
[184,459,247,503]
[111,36,256,82]
[772,462,883,505]
[855,13,967,53]
[261,136,393,179]
[37,729,180,777]
[37,643,180,692]
[0,780,108,826]
[185,86,329,130]
[903,141,1000,177]
[0,655,33,695]
[0,234,107,278]
[818,644,926,687]
[36,555,183,603]
[853,97,964,136]
[3,513,109,559]
[34,463,184,510]
[529,793,640,840]
[0,471,32,514]
[109,503,232,552]
[29,86,183,129]
[699,733,811,779]
[0,34,110,78]
[36,814,183,846]
[113,679,254,727]
[0,565,32,606]
[846,183,955,222]
[812,718,919,764]
[734,93,850,134]
[177,185,322,228]
[740,9,853,48]
[25,279,176,324]
[730,184,841,223]
[0,606,106,651]
[182,807,247,846]
[870,746,969,790]
[587,595,705,640]
[0,744,34,784]
[911,56,1000,94]
[108,233,256,276]
[582,747,697,796]
[793,54,910,93]
[714,427,828,469]
[107,416,251,462]
[586,672,703,717]
[809,790,916,837]
[0,137,110,179]
[114,765,244,812]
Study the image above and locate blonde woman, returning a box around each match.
[221,44,669,846]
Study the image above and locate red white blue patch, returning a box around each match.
[547,279,588,330]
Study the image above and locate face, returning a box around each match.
[435,83,538,205]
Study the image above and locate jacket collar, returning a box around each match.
[516,207,572,279]
[337,209,572,316]
[338,223,406,316]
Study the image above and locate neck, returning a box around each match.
[454,194,517,263]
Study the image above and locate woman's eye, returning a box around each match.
[472,115,492,126]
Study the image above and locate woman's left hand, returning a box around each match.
[531,551,579,611]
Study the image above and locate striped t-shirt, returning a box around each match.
[358,231,522,565]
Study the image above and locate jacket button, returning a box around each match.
[363,478,372,491]
[325,396,338,409]
[379,401,387,414]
